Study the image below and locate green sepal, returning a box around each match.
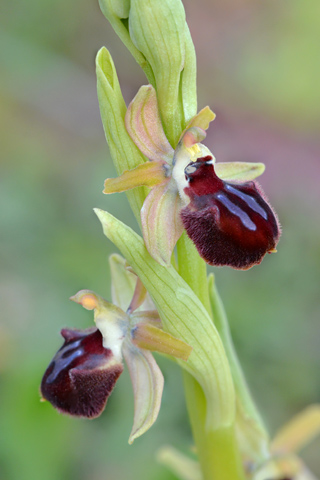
[96,47,149,220]
[94,208,236,431]
[215,162,265,182]
[125,85,174,163]
[132,322,192,361]
[180,25,198,125]
[109,253,137,312]
[123,341,164,444]
[103,161,168,194]
[129,0,186,146]
[110,253,157,313]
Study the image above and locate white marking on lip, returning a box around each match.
[185,164,198,175]
[216,193,257,231]
[205,157,216,165]
[225,184,268,219]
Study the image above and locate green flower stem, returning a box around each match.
[183,376,245,480]
[208,275,270,463]
[176,235,246,480]
[176,232,212,316]
[208,274,267,433]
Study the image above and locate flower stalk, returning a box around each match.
[94,0,275,477]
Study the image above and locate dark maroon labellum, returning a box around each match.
[40,327,123,418]
[181,156,280,270]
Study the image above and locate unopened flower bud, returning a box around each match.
[129,0,187,145]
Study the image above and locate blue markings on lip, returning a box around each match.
[225,184,268,220]
[216,193,257,231]
[47,340,83,383]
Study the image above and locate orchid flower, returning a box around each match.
[103,85,280,270]
[41,254,191,444]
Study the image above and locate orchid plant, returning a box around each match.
[40,0,320,479]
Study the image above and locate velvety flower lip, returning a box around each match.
[181,156,281,270]
[40,327,123,418]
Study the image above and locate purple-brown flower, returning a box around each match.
[40,266,192,442]
[181,156,280,270]
[102,84,280,270]
[40,327,123,418]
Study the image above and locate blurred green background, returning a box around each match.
[1,0,319,479]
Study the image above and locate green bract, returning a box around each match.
[129,0,186,145]
[96,47,148,219]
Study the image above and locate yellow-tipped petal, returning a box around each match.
[103,161,168,194]
[271,405,320,455]
[185,106,216,132]
[70,290,99,310]
[132,323,192,361]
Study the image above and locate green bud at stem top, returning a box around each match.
[98,0,156,85]
[129,0,188,146]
